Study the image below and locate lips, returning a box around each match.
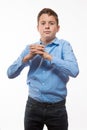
[44,31,51,34]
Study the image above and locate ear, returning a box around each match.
[57,25,60,32]
[37,25,39,31]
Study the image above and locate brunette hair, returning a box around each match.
[37,8,59,25]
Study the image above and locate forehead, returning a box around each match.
[39,14,56,22]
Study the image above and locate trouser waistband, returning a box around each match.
[28,96,65,108]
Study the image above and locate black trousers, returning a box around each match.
[24,97,68,130]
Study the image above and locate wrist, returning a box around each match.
[44,54,52,61]
[22,54,34,62]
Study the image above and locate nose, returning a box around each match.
[45,23,50,29]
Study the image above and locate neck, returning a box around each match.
[40,37,56,45]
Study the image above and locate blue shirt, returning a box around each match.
[7,37,79,102]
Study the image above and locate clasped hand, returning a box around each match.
[23,44,52,62]
[30,44,52,60]
[30,44,45,55]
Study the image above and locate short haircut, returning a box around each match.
[37,8,59,25]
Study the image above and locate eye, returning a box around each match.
[41,22,45,25]
[49,22,55,25]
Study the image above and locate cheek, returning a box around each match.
[38,27,45,34]
[52,28,58,34]
[37,26,43,32]
[38,29,44,36]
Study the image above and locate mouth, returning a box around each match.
[44,31,51,34]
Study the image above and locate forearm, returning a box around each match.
[7,57,25,78]
[51,56,79,77]
[7,45,31,78]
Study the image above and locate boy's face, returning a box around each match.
[37,14,60,43]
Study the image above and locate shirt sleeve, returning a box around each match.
[50,41,79,77]
[7,45,30,78]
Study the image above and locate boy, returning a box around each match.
[7,8,79,130]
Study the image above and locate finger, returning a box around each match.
[34,50,44,55]
[30,44,44,49]
[30,46,45,52]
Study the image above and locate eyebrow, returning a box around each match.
[40,20,56,22]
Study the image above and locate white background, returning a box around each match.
[0,0,87,130]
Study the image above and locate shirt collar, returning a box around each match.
[38,37,59,46]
